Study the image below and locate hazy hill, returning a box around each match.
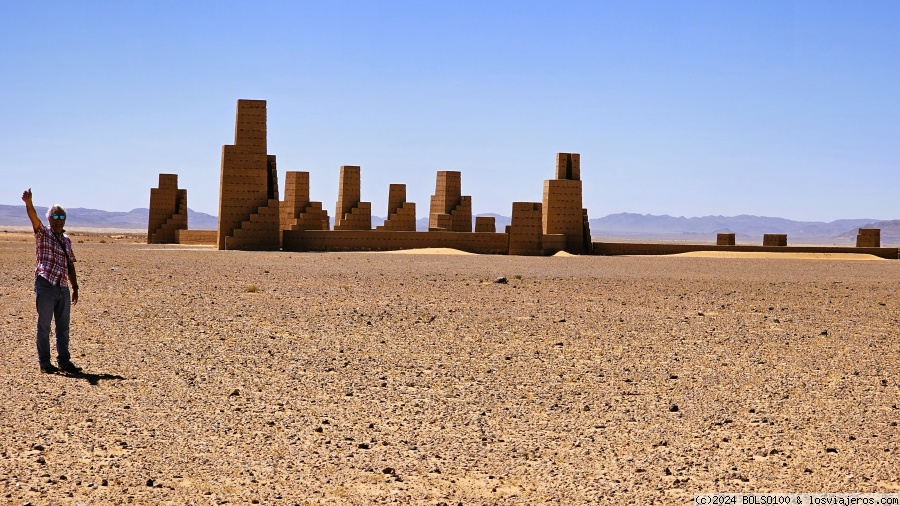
[588,213,880,239]
[0,205,218,230]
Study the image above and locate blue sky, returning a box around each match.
[2,1,898,222]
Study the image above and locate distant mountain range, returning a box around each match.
[2,204,897,244]
[0,205,218,230]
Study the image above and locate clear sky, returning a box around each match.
[2,1,898,222]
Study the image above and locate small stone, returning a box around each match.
[146,479,154,487]
[32,444,44,451]
[101,479,108,486]
[382,467,395,475]
[669,404,679,412]
[36,456,45,464]
[314,426,323,433]
[229,389,239,397]
[357,443,370,449]
[493,277,507,284]
[820,330,828,336]
[826,447,838,453]
[664,467,672,476]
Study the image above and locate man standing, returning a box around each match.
[22,188,82,374]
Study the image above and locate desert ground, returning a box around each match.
[1,230,898,505]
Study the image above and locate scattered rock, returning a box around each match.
[493,277,507,284]
[669,404,679,412]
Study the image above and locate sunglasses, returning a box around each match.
[51,214,66,220]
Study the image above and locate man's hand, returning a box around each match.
[72,288,78,305]
[22,188,42,231]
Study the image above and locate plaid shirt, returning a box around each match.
[34,224,76,287]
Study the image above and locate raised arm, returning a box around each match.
[22,188,43,232]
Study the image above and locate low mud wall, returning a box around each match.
[592,242,900,259]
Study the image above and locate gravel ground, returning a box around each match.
[1,232,899,505]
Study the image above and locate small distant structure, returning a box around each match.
[717,233,736,246]
[856,228,880,248]
[763,234,788,247]
[474,216,496,233]
[147,174,187,244]
[217,99,280,250]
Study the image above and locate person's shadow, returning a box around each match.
[60,370,126,385]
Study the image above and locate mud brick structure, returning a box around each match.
[717,233,736,246]
[377,184,416,231]
[333,166,371,231]
[856,228,880,248]
[175,230,217,245]
[474,216,496,233]
[763,234,788,247]
[280,171,330,243]
[147,174,187,244]
[217,99,280,250]
[508,202,544,255]
[543,153,587,253]
[429,171,472,232]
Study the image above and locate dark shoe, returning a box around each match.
[59,361,82,374]
[40,363,59,374]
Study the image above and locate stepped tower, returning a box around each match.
[429,171,471,232]
[147,173,187,244]
[217,99,280,250]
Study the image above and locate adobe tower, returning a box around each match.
[280,171,330,239]
[333,166,372,230]
[217,99,280,250]
[429,171,472,232]
[147,173,187,244]
[542,153,589,254]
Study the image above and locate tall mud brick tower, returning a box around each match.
[217,99,280,250]
[429,171,472,232]
[543,153,588,254]
[333,166,371,230]
[281,171,330,239]
[147,174,187,244]
[377,184,416,231]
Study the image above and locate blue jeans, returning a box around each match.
[34,275,71,367]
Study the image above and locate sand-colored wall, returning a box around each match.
[175,230,217,245]
[592,242,900,259]
[284,230,509,254]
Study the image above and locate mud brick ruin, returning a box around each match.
[148,98,897,258]
[763,234,788,247]
[376,184,416,231]
[279,171,330,246]
[216,99,281,250]
[717,233,736,246]
[429,171,472,232]
[333,166,372,231]
[856,228,880,248]
[147,174,187,244]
